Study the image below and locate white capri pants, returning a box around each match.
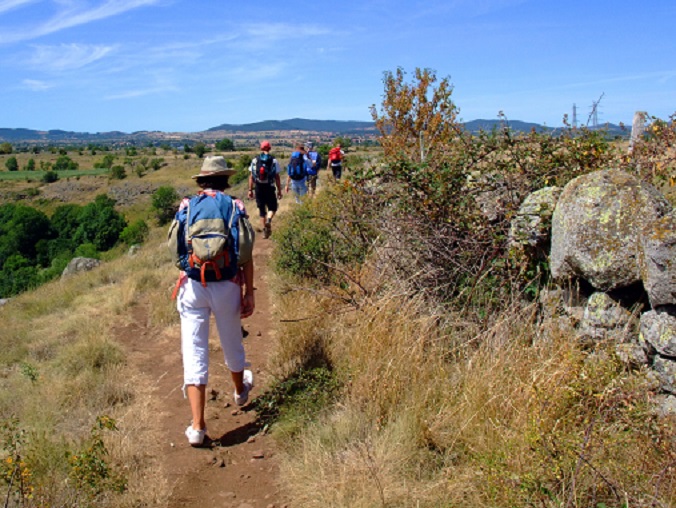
[177,278,245,387]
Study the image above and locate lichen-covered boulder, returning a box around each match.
[653,356,676,395]
[640,211,676,308]
[551,169,671,291]
[577,292,634,344]
[61,257,101,278]
[508,186,562,249]
[639,310,676,358]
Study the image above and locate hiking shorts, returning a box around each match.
[177,278,245,387]
[331,162,342,179]
[254,183,278,217]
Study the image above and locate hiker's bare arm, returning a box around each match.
[247,174,254,199]
[240,260,255,318]
[275,174,282,198]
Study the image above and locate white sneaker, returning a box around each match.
[185,425,206,446]
[234,370,254,406]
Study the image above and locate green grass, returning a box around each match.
[0,168,109,180]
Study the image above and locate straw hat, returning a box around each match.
[191,155,236,179]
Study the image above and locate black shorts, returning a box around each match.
[331,162,342,179]
[255,183,278,217]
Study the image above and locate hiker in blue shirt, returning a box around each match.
[284,144,310,204]
[305,141,322,198]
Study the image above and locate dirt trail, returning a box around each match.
[115,213,288,508]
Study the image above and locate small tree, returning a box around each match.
[5,156,19,172]
[25,158,35,171]
[109,165,126,180]
[53,155,78,171]
[215,138,235,151]
[194,142,207,158]
[0,142,13,154]
[151,186,180,225]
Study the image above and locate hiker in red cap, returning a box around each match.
[248,140,283,239]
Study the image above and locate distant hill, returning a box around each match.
[0,118,630,144]
[206,118,377,134]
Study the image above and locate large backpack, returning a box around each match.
[254,153,274,184]
[287,152,307,181]
[306,150,321,176]
[329,147,343,162]
[167,191,254,287]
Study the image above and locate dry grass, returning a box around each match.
[0,222,178,507]
[270,278,676,507]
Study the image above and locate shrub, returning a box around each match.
[41,170,58,183]
[119,219,149,245]
[151,186,179,225]
[109,165,126,180]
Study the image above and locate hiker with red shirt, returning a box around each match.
[328,143,345,180]
[248,140,282,239]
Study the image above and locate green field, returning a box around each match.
[0,168,109,180]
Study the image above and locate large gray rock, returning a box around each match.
[578,291,635,344]
[641,211,676,308]
[653,356,676,395]
[508,186,562,249]
[550,169,671,291]
[639,310,676,358]
[61,257,101,278]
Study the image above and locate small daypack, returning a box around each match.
[306,150,321,176]
[287,152,307,181]
[167,191,254,288]
[254,153,274,184]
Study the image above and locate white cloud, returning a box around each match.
[105,83,178,100]
[28,43,116,71]
[0,0,162,43]
[0,0,37,14]
[22,78,54,91]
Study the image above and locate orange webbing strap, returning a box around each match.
[189,251,230,287]
[172,272,187,300]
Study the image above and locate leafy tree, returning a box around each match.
[41,171,59,183]
[0,204,54,268]
[151,186,179,225]
[194,142,207,158]
[53,155,78,171]
[51,204,83,248]
[25,158,35,171]
[0,255,39,297]
[125,146,137,156]
[0,142,12,154]
[370,67,460,164]
[5,156,18,172]
[74,243,99,259]
[150,158,165,171]
[120,219,149,245]
[94,154,115,169]
[73,195,127,251]
[215,138,235,151]
[332,136,352,150]
[109,165,126,180]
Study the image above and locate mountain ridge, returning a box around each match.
[0,118,629,143]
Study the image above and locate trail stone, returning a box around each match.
[639,310,676,358]
[653,356,676,394]
[577,292,634,344]
[61,257,101,278]
[508,186,561,249]
[640,211,676,308]
[550,169,671,291]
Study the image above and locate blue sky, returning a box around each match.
[0,0,674,133]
